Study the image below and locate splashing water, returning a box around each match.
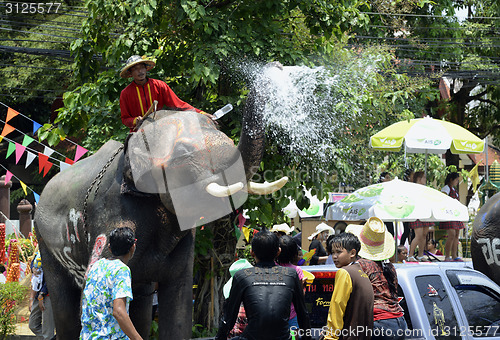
[235,56,384,167]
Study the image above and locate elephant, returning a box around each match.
[34,65,287,340]
[471,192,500,286]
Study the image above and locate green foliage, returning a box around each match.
[0,282,29,337]
[192,324,217,338]
[149,319,159,339]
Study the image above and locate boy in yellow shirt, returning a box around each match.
[323,232,374,340]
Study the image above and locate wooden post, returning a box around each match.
[17,199,33,238]
[0,175,12,223]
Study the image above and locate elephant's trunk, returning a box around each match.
[238,62,283,181]
[238,87,266,181]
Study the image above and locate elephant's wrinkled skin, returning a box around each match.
[34,77,274,339]
[471,192,500,286]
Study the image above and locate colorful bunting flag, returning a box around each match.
[6,108,19,122]
[6,142,15,158]
[74,145,88,162]
[242,226,250,242]
[33,192,40,204]
[43,146,55,158]
[21,135,34,147]
[38,153,49,174]
[4,171,13,185]
[20,181,27,195]
[1,123,15,137]
[25,151,36,168]
[42,161,53,177]
[59,160,71,172]
[15,143,26,164]
[0,136,3,143]
[64,157,75,165]
[33,121,42,135]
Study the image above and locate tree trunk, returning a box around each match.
[192,216,238,332]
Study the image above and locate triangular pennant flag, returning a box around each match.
[33,192,40,204]
[19,181,27,196]
[64,157,75,165]
[33,121,42,135]
[15,143,26,164]
[43,146,55,158]
[6,108,20,122]
[59,160,71,172]
[21,135,34,147]
[234,225,242,241]
[238,213,246,230]
[42,161,53,177]
[38,153,49,174]
[1,123,15,137]
[242,226,250,243]
[0,136,3,143]
[25,151,36,168]
[74,145,88,162]
[5,171,13,185]
[6,142,16,158]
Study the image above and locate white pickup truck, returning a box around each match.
[303,262,500,339]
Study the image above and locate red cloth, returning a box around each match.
[373,308,403,321]
[120,78,201,130]
[409,220,434,229]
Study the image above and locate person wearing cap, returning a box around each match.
[215,229,311,340]
[119,55,208,131]
[270,223,294,237]
[308,222,334,265]
[348,217,408,340]
[222,259,253,337]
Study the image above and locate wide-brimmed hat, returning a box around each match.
[223,259,253,299]
[270,223,294,235]
[346,217,394,261]
[308,222,334,241]
[120,55,156,78]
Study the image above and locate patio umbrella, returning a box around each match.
[325,179,469,223]
[370,116,484,173]
[370,116,484,154]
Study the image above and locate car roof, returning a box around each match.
[303,260,475,274]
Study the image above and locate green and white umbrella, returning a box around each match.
[370,116,484,155]
[325,179,469,222]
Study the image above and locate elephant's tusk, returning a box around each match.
[206,182,245,197]
[247,176,288,195]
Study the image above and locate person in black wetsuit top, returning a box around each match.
[215,229,312,340]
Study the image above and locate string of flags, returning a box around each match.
[0,103,90,202]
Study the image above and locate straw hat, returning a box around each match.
[346,217,394,261]
[120,55,156,78]
[270,223,294,235]
[308,222,334,241]
[223,259,253,299]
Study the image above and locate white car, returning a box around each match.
[303,262,500,339]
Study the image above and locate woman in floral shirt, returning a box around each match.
[80,227,142,340]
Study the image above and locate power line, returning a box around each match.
[366,24,500,32]
[360,11,500,20]
[0,18,82,32]
[0,63,69,71]
[0,26,78,39]
[0,38,71,44]
[351,35,500,48]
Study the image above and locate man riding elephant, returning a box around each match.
[119,55,211,131]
